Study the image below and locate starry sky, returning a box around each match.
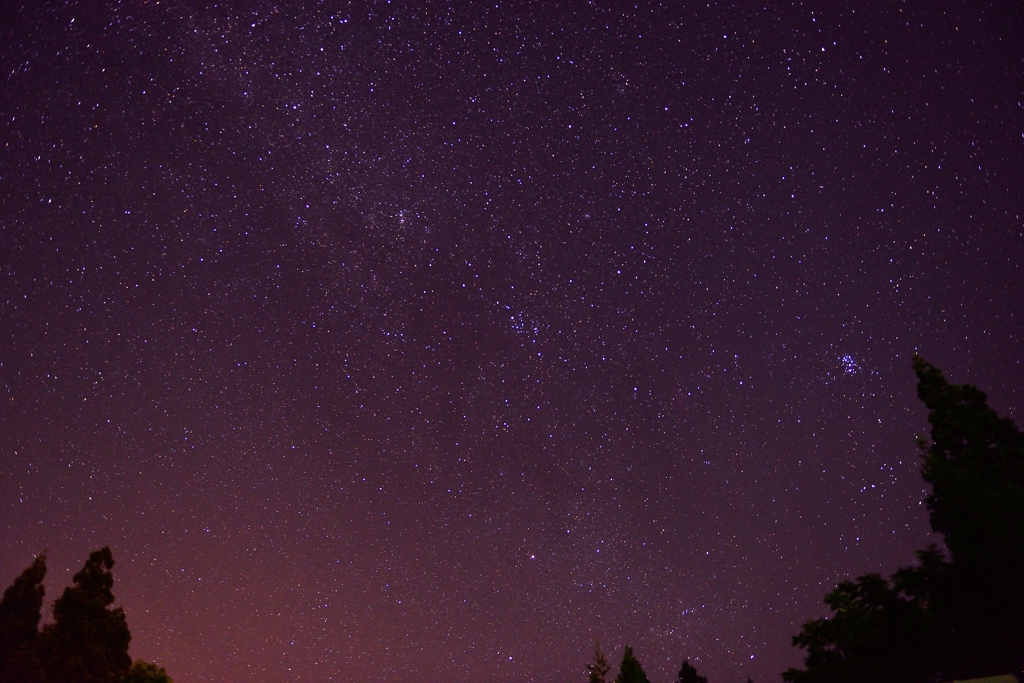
[1,1,1022,682]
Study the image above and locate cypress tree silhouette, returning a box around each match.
[586,640,611,683]
[615,646,651,683]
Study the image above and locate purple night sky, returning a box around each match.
[1,2,1022,682]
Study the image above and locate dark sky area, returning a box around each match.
[1,1,1022,682]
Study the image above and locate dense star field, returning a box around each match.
[1,2,1022,682]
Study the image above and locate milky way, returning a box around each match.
[1,2,1022,682]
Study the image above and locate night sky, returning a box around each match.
[1,1,1022,682]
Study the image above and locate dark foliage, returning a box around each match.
[914,357,1024,677]
[121,661,172,683]
[785,357,1024,682]
[586,641,611,683]
[615,645,652,683]
[676,658,707,683]
[0,555,47,683]
[0,548,165,683]
[782,548,943,683]
[39,547,132,683]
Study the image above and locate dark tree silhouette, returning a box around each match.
[676,658,707,683]
[40,547,132,683]
[782,548,942,683]
[615,645,651,683]
[913,356,1024,677]
[0,555,47,683]
[586,640,611,683]
[0,548,168,683]
[785,358,1024,682]
[121,661,173,683]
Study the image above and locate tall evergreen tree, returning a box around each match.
[913,356,1024,677]
[586,640,611,683]
[785,358,1024,682]
[40,547,131,683]
[615,646,651,683]
[677,659,707,683]
[0,555,47,683]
